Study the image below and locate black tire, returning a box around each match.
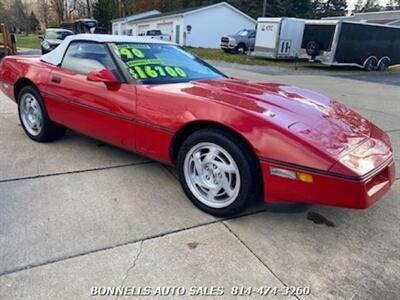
[177,128,262,217]
[235,43,246,54]
[17,86,66,142]
[377,57,390,71]
[364,57,377,71]
[306,41,320,57]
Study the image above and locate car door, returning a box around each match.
[248,31,256,50]
[44,41,137,150]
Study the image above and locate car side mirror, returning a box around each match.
[87,69,119,89]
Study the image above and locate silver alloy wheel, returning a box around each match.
[19,93,43,136]
[183,142,241,208]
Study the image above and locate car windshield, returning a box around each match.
[236,30,250,36]
[111,42,225,84]
[147,30,161,36]
[45,31,73,40]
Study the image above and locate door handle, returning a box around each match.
[51,76,61,84]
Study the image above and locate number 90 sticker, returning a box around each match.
[119,47,145,59]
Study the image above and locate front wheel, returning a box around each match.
[177,129,261,217]
[236,44,246,54]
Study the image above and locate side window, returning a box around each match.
[61,42,117,75]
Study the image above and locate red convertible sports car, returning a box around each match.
[0,34,395,216]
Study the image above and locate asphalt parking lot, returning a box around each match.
[0,62,399,299]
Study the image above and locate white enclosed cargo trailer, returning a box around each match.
[252,17,305,59]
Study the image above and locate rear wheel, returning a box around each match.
[18,86,66,142]
[177,129,261,217]
[377,57,390,71]
[364,57,377,71]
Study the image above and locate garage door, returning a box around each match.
[138,24,150,35]
[157,23,174,38]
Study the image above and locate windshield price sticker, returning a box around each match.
[127,59,164,67]
[117,45,188,80]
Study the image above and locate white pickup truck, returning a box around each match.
[141,30,171,41]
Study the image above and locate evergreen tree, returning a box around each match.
[93,0,119,31]
[29,12,39,33]
[385,0,400,10]
[287,0,313,17]
[0,0,5,24]
[362,0,381,12]
[91,0,314,33]
[353,0,364,12]
[10,0,28,32]
[312,0,347,18]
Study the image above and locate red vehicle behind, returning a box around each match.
[0,34,395,216]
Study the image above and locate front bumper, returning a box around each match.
[220,43,236,50]
[260,158,395,209]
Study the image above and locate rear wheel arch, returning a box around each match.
[377,56,391,71]
[14,78,37,101]
[363,56,378,71]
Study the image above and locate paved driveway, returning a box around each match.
[0,64,399,300]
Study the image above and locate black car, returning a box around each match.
[40,28,74,54]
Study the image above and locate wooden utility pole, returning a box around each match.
[0,24,17,56]
[263,0,267,17]
[0,24,13,56]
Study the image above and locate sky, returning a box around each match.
[347,0,388,11]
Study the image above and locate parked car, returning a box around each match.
[39,28,74,54]
[0,34,395,217]
[140,29,171,41]
[301,20,400,71]
[74,18,98,34]
[220,29,256,54]
[92,27,108,34]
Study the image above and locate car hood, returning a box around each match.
[184,78,374,159]
[223,35,241,40]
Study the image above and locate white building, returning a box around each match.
[324,10,400,27]
[111,2,256,48]
[112,10,161,36]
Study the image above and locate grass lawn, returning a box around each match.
[15,34,41,49]
[186,47,306,68]
[186,47,400,73]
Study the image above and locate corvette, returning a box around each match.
[0,34,395,216]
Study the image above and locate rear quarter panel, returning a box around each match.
[0,56,53,101]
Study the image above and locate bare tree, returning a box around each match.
[38,0,51,28]
[51,0,65,24]
[86,0,91,17]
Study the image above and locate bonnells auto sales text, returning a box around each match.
[91,286,311,297]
